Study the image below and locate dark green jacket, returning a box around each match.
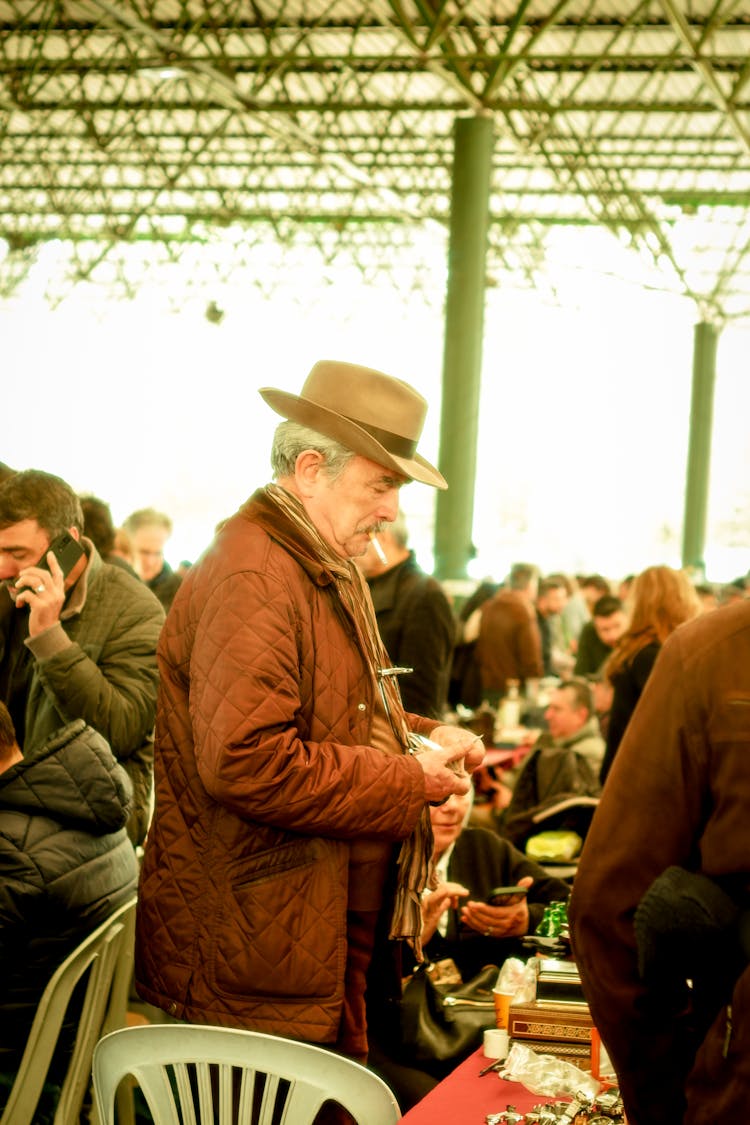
[0,540,164,843]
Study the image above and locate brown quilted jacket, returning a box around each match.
[135,489,434,1042]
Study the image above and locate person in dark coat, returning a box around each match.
[79,493,139,578]
[358,510,456,719]
[535,576,569,678]
[0,705,138,1105]
[573,594,627,677]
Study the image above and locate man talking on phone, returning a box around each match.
[0,469,164,844]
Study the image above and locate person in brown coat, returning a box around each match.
[569,598,750,1125]
[135,360,484,1071]
[472,562,543,705]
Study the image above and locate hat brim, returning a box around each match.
[260,387,447,490]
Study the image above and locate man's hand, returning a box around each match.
[427,724,486,774]
[415,743,475,803]
[15,551,66,637]
[460,876,534,939]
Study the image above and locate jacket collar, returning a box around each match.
[241,487,339,588]
[60,536,101,620]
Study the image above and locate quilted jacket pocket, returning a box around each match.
[207,838,344,1001]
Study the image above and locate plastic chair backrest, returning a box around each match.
[0,895,137,1125]
[93,1023,402,1125]
[529,796,601,880]
[531,794,600,835]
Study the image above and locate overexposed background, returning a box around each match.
[3,227,749,587]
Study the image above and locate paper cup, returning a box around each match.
[492,989,514,1029]
[483,1027,509,1059]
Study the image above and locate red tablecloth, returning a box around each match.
[398,1048,561,1123]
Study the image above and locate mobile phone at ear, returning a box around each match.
[37,532,86,578]
[487,886,528,906]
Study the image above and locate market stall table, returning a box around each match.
[397,1047,569,1123]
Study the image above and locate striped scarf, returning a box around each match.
[265,483,433,958]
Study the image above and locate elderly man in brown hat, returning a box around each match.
[135,361,484,1077]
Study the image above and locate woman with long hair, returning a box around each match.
[599,566,701,784]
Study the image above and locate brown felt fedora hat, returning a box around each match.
[259,360,447,489]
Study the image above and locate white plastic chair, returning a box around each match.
[93,1023,402,1125]
[0,895,137,1125]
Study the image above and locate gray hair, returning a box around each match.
[509,562,539,591]
[270,421,356,482]
[122,507,173,536]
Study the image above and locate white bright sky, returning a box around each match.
[2,227,750,587]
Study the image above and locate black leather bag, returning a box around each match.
[397,961,499,1075]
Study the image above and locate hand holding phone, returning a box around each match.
[37,532,86,579]
[14,532,85,622]
[486,885,529,907]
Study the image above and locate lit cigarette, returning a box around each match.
[369,532,387,564]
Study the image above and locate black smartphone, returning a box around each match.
[37,532,86,578]
[486,885,528,906]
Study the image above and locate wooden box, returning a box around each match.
[508,1000,593,1046]
[508,1000,594,1072]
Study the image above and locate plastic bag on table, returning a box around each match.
[499,1041,600,1099]
[494,956,537,1004]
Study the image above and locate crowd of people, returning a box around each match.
[1,360,749,1125]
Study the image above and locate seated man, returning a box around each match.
[574,595,627,676]
[0,470,165,844]
[496,679,604,849]
[0,702,138,1112]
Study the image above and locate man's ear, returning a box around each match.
[70,527,81,542]
[294,450,326,498]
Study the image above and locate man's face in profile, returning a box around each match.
[304,454,406,560]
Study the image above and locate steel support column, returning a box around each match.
[682,320,718,572]
[434,114,494,580]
